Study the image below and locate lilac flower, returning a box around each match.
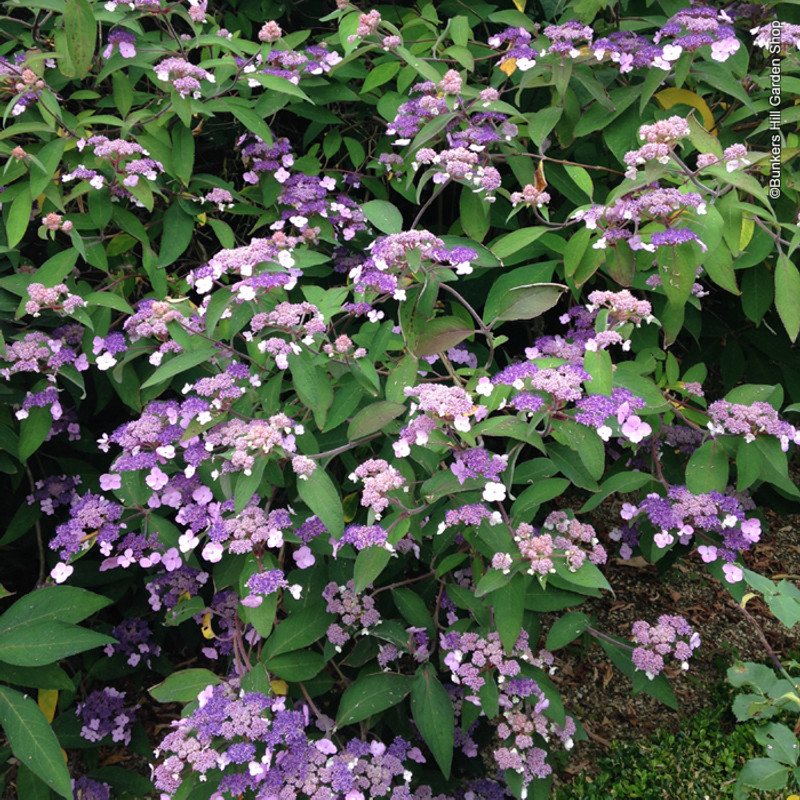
[153,57,215,99]
[243,569,300,607]
[146,565,209,612]
[103,30,136,59]
[630,614,700,678]
[105,618,161,667]
[72,776,111,800]
[335,524,389,555]
[292,545,315,569]
[323,581,380,649]
[49,492,126,561]
[723,562,744,583]
[27,474,81,515]
[76,688,134,745]
[451,448,508,485]
[708,399,800,451]
[349,459,406,518]
[621,414,652,443]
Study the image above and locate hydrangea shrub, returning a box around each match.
[0,0,799,797]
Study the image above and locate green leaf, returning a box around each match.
[83,291,134,314]
[385,355,418,403]
[474,569,510,598]
[753,437,800,498]
[548,443,599,491]
[263,650,326,681]
[347,401,406,439]
[411,666,454,778]
[580,471,654,512]
[158,203,195,267]
[754,723,800,766]
[353,546,392,595]
[362,61,401,94]
[5,187,32,249]
[492,574,526,653]
[17,763,52,800]
[0,663,73,691]
[703,242,738,295]
[171,123,195,185]
[412,316,474,357]
[564,227,591,279]
[0,686,72,798]
[526,107,563,148]
[242,592,277,639]
[574,87,637,137]
[29,139,66,197]
[392,588,434,634]
[481,262,558,324]
[604,242,635,286]
[489,283,566,325]
[563,164,593,199]
[112,70,133,118]
[511,478,570,523]
[775,253,800,342]
[741,266,773,325]
[140,347,217,389]
[396,46,443,84]
[18,405,53,464]
[84,767,154,798]
[361,200,404,234]
[765,586,800,630]
[336,673,413,727]
[685,440,729,494]
[297,467,344,539]
[0,586,110,635]
[738,759,789,791]
[234,456,268,514]
[214,98,273,146]
[545,612,589,650]
[583,348,613,396]
[262,605,333,660]
[552,558,612,594]
[551,420,605,479]
[288,351,333,427]
[489,228,548,260]
[149,669,222,703]
[250,73,314,103]
[0,620,115,667]
[64,0,96,78]
[459,183,490,242]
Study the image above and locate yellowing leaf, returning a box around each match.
[740,592,757,609]
[499,57,517,77]
[655,88,716,134]
[201,611,215,640]
[512,0,526,11]
[270,679,288,695]
[534,161,547,193]
[38,689,58,723]
[740,217,754,250]
[197,212,207,226]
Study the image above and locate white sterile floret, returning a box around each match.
[482,481,506,502]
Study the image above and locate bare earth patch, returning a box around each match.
[550,504,800,790]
